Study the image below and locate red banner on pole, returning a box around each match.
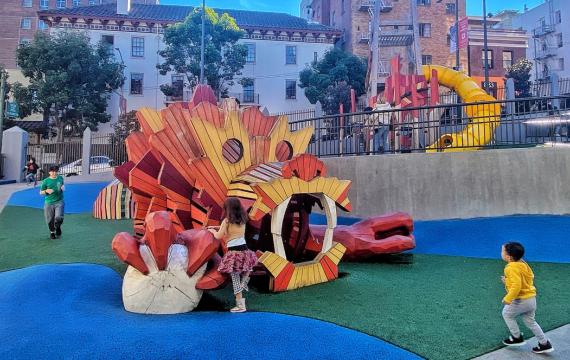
[450,17,469,53]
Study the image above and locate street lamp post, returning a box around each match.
[483,0,490,93]
[200,0,206,84]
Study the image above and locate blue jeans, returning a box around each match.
[374,126,390,153]
[25,173,36,185]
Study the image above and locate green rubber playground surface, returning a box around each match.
[1,205,569,359]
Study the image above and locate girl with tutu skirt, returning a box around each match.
[209,197,258,313]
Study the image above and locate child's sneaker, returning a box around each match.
[50,232,56,240]
[503,334,526,346]
[230,299,246,313]
[532,341,554,354]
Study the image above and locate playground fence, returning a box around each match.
[289,95,570,156]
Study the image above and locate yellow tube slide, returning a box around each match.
[422,65,501,152]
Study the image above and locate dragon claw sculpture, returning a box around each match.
[109,85,415,313]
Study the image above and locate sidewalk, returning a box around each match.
[0,172,114,213]
[474,325,568,359]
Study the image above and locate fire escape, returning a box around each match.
[359,0,420,93]
[532,0,558,79]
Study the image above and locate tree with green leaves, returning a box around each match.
[112,110,140,139]
[158,8,249,98]
[13,31,124,141]
[505,58,533,98]
[299,48,367,115]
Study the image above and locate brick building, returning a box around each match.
[304,0,468,81]
[0,0,155,70]
[467,16,528,98]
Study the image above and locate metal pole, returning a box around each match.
[455,0,460,70]
[200,0,206,84]
[483,0,490,93]
[0,71,6,154]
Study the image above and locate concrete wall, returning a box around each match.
[322,147,570,220]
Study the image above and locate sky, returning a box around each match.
[161,0,548,17]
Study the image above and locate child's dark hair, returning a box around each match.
[504,242,525,261]
[49,165,59,172]
[223,197,248,225]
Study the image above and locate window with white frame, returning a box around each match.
[445,3,455,14]
[73,0,81,7]
[20,38,31,45]
[482,49,494,69]
[285,80,297,99]
[130,73,143,95]
[419,23,431,37]
[285,45,297,64]
[131,37,144,57]
[417,0,431,6]
[243,81,255,103]
[101,34,114,55]
[557,33,563,48]
[38,19,49,31]
[421,55,432,65]
[22,0,33,8]
[56,0,66,8]
[556,10,562,24]
[21,18,32,29]
[245,43,255,63]
[502,51,512,69]
[171,74,184,100]
[89,0,98,4]
[40,0,49,9]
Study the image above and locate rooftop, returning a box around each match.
[39,3,340,34]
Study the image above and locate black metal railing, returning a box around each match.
[90,133,128,174]
[289,95,570,157]
[272,108,316,122]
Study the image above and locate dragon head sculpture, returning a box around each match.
[111,85,414,314]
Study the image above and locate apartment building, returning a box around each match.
[38,0,340,130]
[467,16,528,97]
[512,0,568,80]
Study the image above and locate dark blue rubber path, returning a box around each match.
[310,213,570,263]
[7,182,108,214]
[0,264,421,360]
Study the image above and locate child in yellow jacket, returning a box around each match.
[500,242,553,353]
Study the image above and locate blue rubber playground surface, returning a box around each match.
[0,264,420,360]
[7,182,108,213]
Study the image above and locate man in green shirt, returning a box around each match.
[40,165,65,239]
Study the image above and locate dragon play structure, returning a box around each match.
[108,85,415,314]
[379,56,501,152]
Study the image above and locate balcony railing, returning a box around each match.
[164,90,192,103]
[533,24,555,38]
[358,0,392,12]
[536,47,558,60]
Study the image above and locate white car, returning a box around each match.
[59,156,114,176]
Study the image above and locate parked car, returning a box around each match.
[59,156,114,176]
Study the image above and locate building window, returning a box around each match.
[130,73,143,95]
[557,33,563,48]
[502,51,512,69]
[40,0,49,9]
[314,51,318,63]
[286,45,297,64]
[556,10,562,24]
[341,0,345,14]
[559,58,565,71]
[482,50,494,69]
[421,55,432,65]
[171,74,184,100]
[21,18,32,29]
[417,0,431,6]
[38,19,49,31]
[73,0,81,6]
[445,3,455,14]
[22,0,33,8]
[243,82,255,103]
[286,80,297,99]
[20,38,31,45]
[332,10,336,26]
[56,0,66,8]
[419,23,431,37]
[131,37,144,57]
[89,0,98,4]
[101,35,114,55]
[446,34,451,46]
[245,43,255,63]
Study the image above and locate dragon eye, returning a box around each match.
[275,140,293,161]
[222,138,244,164]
